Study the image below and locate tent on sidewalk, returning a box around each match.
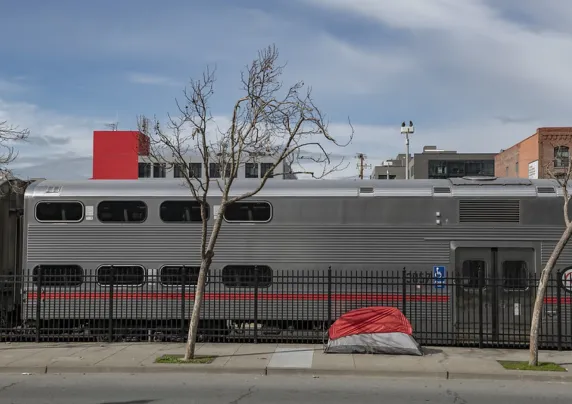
[324,306,423,355]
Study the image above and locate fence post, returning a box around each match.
[402,269,407,317]
[253,265,259,344]
[108,266,114,342]
[327,266,332,327]
[478,266,484,349]
[35,266,42,343]
[180,266,186,338]
[556,270,562,351]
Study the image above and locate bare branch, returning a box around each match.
[529,141,572,366]
[543,143,571,225]
[0,120,30,175]
[138,44,353,360]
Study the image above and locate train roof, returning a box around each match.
[23,176,570,198]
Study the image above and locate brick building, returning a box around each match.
[495,127,572,179]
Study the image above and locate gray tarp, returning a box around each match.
[324,332,423,355]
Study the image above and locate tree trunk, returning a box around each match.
[184,205,226,361]
[529,224,572,366]
[184,254,213,361]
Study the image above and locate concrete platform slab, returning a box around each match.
[0,348,44,366]
[311,351,355,371]
[93,344,163,367]
[268,347,313,369]
[4,347,91,367]
[222,344,276,369]
[49,344,129,367]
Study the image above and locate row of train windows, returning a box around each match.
[32,265,273,288]
[461,260,528,290]
[35,201,272,223]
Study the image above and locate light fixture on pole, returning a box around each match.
[400,121,414,180]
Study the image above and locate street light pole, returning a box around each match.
[400,121,415,180]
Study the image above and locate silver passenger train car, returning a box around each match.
[2,176,572,344]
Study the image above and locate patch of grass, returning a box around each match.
[498,360,567,372]
[155,354,216,364]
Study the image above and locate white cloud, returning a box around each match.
[3,1,572,182]
[0,97,110,180]
[0,78,27,94]
[127,73,181,87]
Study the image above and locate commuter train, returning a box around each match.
[1,176,571,346]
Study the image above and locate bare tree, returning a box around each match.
[0,120,30,181]
[137,45,354,360]
[529,144,572,366]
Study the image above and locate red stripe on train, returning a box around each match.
[26,292,450,302]
[543,297,572,304]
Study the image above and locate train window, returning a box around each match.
[222,265,272,288]
[97,201,147,223]
[35,202,83,222]
[159,266,201,286]
[160,201,209,222]
[32,265,83,287]
[97,265,146,286]
[460,260,485,288]
[223,202,272,222]
[502,261,529,290]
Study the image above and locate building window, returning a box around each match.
[97,265,146,286]
[97,201,147,223]
[209,163,221,178]
[35,202,84,222]
[222,265,272,288]
[153,163,166,178]
[260,163,274,178]
[515,161,519,177]
[32,265,84,287]
[554,146,570,168]
[245,163,258,178]
[190,163,202,178]
[224,202,272,222]
[160,200,208,222]
[173,163,186,178]
[378,174,396,180]
[428,160,494,179]
[159,266,201,286]
[138,162,151,178]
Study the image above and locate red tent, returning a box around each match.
[324,307,423,355]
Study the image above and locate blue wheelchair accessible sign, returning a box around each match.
[433,266,446,289]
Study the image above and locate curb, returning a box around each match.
[265,367,448,379]
[1,365,571,382]
[46,366,267,375]
[447,371,572,382]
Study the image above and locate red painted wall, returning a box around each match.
[92,131,149,179]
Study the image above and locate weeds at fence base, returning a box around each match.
[497,360,567,372]
[155,354,216,364]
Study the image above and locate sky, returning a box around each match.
[1,0,572,180]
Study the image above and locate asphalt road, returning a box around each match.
[0,373,571,404]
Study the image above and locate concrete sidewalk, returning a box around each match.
[1,342,572,382]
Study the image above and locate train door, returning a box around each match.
[496,248,534,344]
[454,247,534,345]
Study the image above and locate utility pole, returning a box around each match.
[356,153,372,179]
[400,121,415,179]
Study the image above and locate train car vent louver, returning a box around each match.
[433,187,451,194]
[45,186,62,194]
[537,187,556,194]
[459,199,520,223]
[359,187,374,194]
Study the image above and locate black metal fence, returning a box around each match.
[1,267,571,350]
